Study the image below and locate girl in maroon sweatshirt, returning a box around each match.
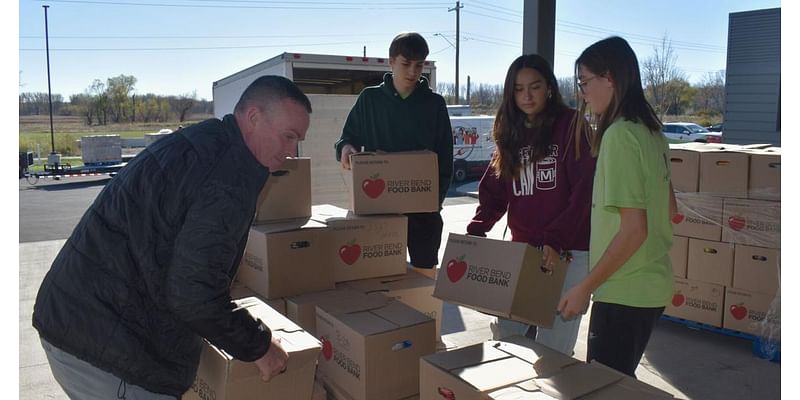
[467,54,596,355]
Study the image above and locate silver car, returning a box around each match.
[662,122,722,143]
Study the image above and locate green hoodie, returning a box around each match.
[335,73,453,205]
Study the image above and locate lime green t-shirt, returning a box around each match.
[589,118,674,308]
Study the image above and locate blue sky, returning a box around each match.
[17,0,780,101]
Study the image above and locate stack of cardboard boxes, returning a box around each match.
[665,143,780,343]
[186,150,679,399]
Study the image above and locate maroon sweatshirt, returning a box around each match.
[466,108,596,252]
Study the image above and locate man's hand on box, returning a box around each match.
[254,336,289,382]
[340,144,357,170]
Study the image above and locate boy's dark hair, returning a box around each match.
[234,75,312,115]
[389,32,429,60]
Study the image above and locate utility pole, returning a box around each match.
[43,5,56,158]
[448,1,463,104]
[466,75,471,104]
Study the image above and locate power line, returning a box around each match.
[19,40,383,52]
[35,0,448,10]
[462,10,521,24]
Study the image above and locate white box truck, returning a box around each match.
[212,52,437,208]
[450,115,496,182]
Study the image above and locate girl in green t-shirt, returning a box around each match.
[556,36,678,377]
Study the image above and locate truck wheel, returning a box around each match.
[454,164,467,182]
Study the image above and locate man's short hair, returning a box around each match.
[234,75,312,115]
[389,32,429,61]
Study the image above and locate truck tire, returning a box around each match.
[453,162,467,183]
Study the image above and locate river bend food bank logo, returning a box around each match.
[362,174,433,199]
[445,255,511,287]
[338,240,404,265]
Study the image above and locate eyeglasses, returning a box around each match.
[576,75,598,94]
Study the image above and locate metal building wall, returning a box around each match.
[723,8,781,145]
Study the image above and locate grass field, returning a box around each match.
[19,114,212,156]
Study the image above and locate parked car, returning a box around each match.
[707,123,723,132]
[662,122,722,143]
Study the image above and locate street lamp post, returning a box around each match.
[43,5,59,167]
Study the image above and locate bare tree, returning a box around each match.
[557,77,577,108]
[171,91,197,122]
[642,36,686,119]
[694,70,726,116]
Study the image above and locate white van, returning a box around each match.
[450,115,496,182]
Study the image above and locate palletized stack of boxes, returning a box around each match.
[665,143,780,342]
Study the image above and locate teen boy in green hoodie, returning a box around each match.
[335,32,453,279]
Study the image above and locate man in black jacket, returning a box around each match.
[32,75,311,399]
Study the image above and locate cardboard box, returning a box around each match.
[672,192,723,241]
[698,147,750,197]
[349,151,439,215]
[433,234,567,328]
[420,335,674,400]
[229,282,286,315]
[687,239,734,287]
[746,148,780,201]
[254,158,312,223]
[723,287,781,340]
[239,219,334,299]
[420,337,577,400]
[342,268,443,338]
[312,379,327,400]
[722,198,781,249]
[285,287,370,336]
[664,277,725,327]
[182,297,321,400]
[311,204,408,282]
[733,244,780,296]
[669,236,689,278]
[669,147,700,192]
[315,293,435,400]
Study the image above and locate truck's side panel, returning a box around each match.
[212,60,289,118]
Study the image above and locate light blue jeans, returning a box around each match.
[40,337,177,400]
[490,250,589,355]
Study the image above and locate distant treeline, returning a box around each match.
[19,74,213,125]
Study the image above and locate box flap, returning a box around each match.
[452,356,537,392]
[310,203,350,222]
[493,337,580,377]
[204,297,323,382]
[286,288,364,306]
[370,299,433,328]
[422,341,513,371]
[532,362,623,399]
[489,380,553,399]
[316,291,389,315]
[250,218,325,234]
[580,362,675,399]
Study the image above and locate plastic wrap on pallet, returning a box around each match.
[667,143,780,354]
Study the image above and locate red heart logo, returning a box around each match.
[321,336,333,361]
[730,304,748,320]
[671,213,685,224]
[728,216,746,231]
[362,177,385,199]
[438,387,456,400]
[339,243,361,265]
[671,293,685,307]
[446,257,467,283]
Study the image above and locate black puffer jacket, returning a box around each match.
[33,115,272,397]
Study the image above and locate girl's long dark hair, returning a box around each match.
[491,54,567,179]
[574,36,662,156]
